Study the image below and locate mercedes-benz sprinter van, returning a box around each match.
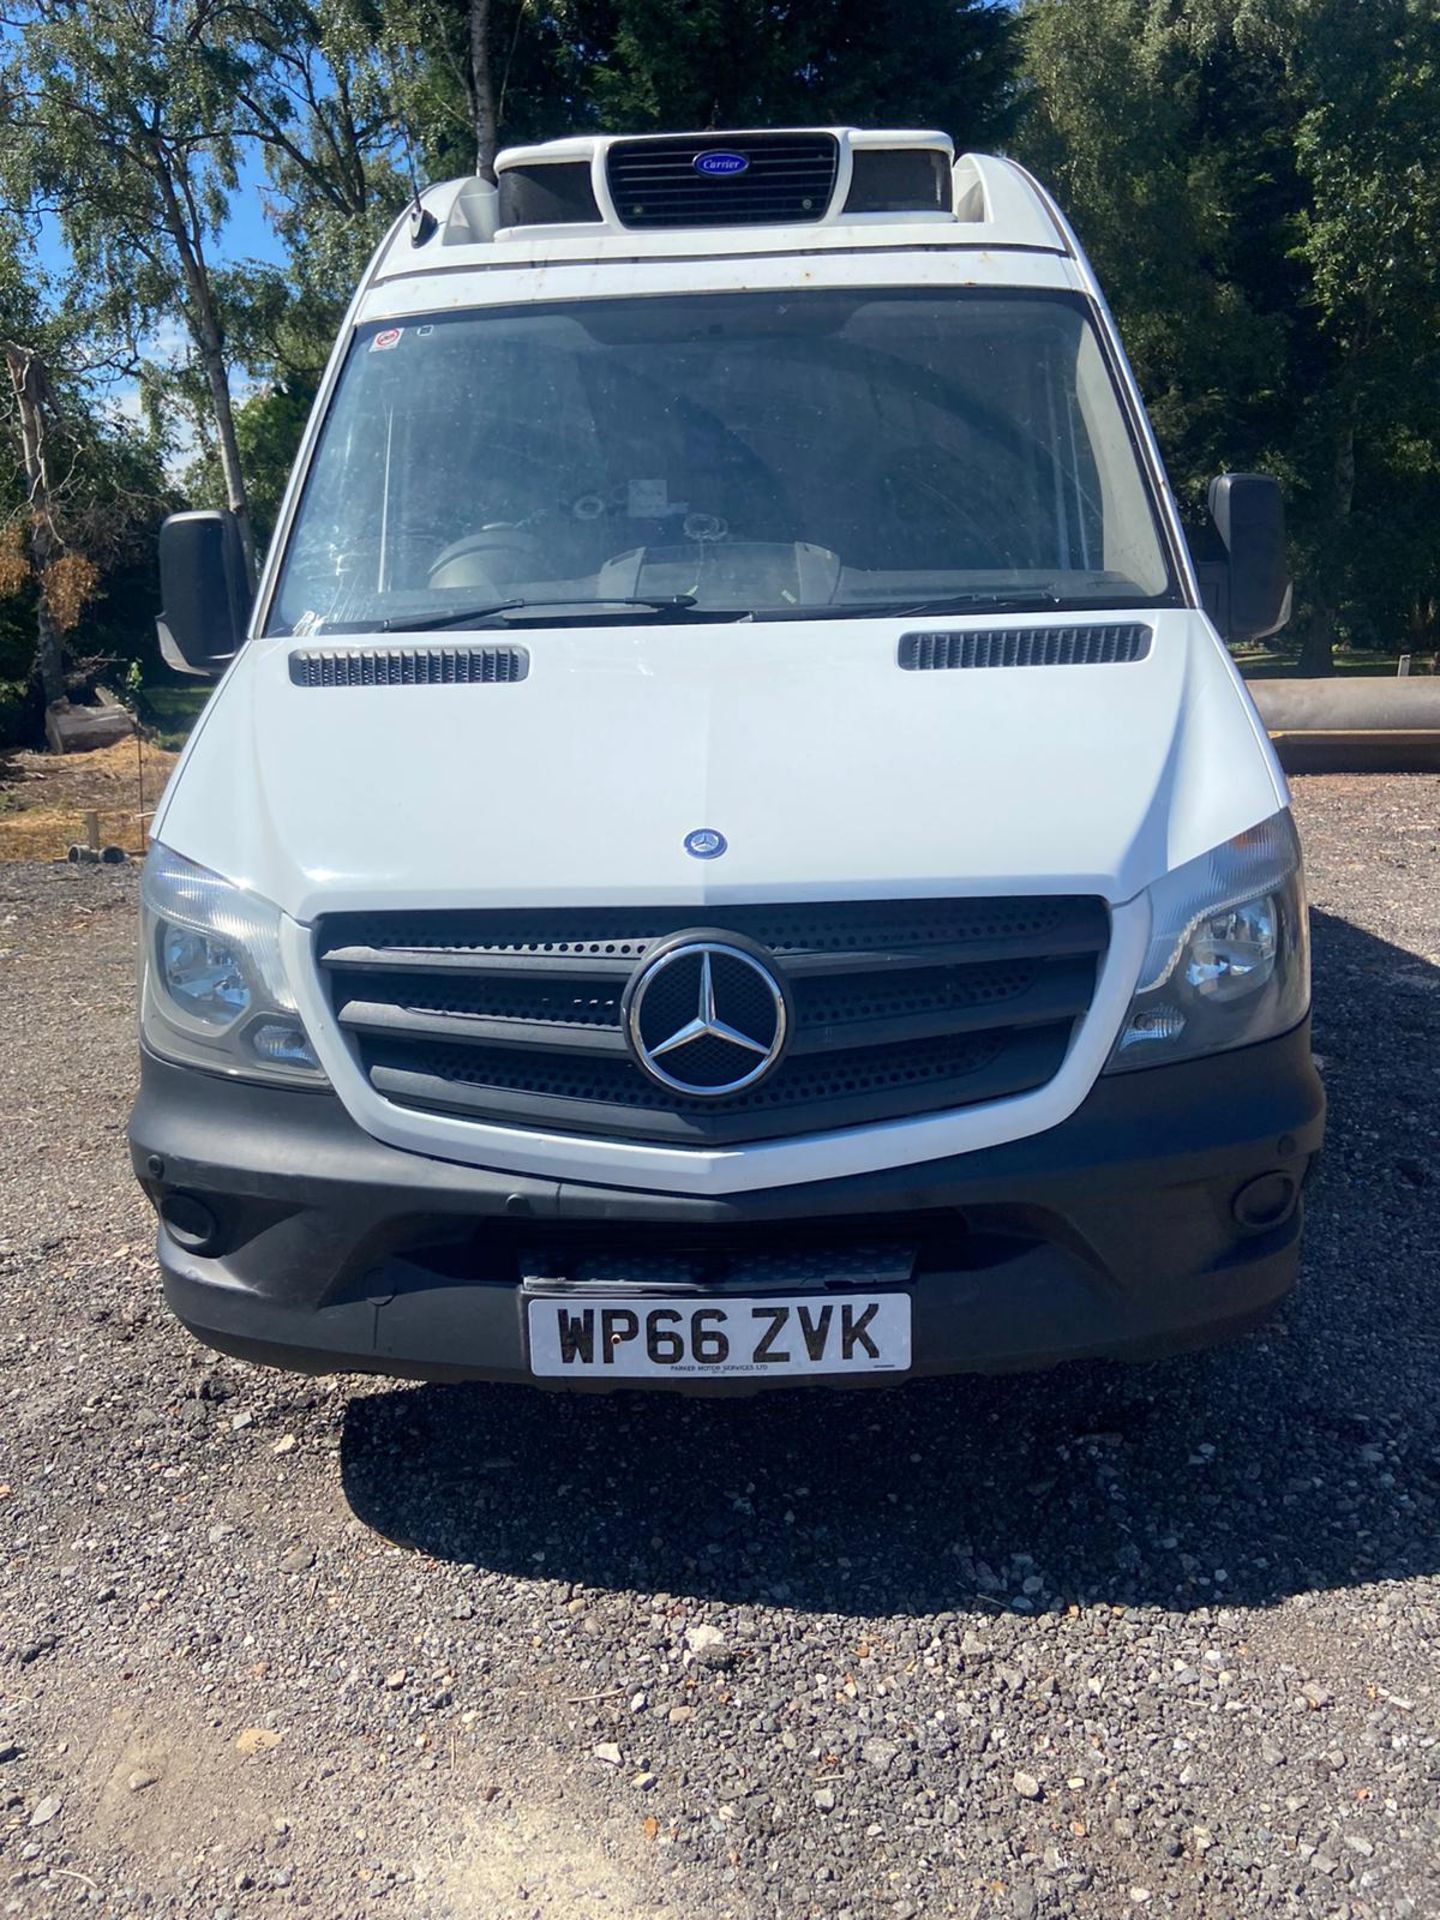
[131,128,1324,1388]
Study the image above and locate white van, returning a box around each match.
[132,128,1324,1388]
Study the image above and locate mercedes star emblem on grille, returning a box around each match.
[623,937,789,1097]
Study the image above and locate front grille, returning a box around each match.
[605,134,839,230]
[317,896,1108,1146]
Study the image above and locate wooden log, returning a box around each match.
[44,698,136,755]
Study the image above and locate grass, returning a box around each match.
[134,682,211,749]
[1235,647,1439,681]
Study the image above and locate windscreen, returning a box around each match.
[268,289,1177,633]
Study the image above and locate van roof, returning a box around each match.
[371,130,1072,284]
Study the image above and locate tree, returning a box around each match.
[232,0,411,293]
[0,223,164,737]
[2,341,72,707]
[574,0,1016,141]
[0,241,173,747]
[1017,0,1440,671]
[1254,0,1440,668]
[377,0,588,182]
[468,0,501,178]
[181,373,317,549]
[0,228,66,707]
[1017,0,1292,498]
[0,1,259,584]
[381,1,1019,189]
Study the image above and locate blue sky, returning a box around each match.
[35,146,288,288]
[217,152,290,269]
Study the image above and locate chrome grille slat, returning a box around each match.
[781,926,1106,976]
[317,897,1108,1147]
[366,1024,1066,1146]
[331,954,1095,1061]
[321,944,642,979]
[319,898,1108,980]
[789,957,1096,1056]
[334,1001,631,1055]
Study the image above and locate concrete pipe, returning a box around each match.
[1246,676,1440,771]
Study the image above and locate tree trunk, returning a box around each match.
[468,0,500,181]
[3,343,66,717]
[197,328,258,591]
[1296,603,1337,677]
[30,538,62,709]
[150,152,259,589]
[1299,393,1359,679]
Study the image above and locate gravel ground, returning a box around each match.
[1,771,1438,1920]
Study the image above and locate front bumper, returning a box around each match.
[129,1023,1324,1388]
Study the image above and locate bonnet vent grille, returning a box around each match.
[289,646,529,688]
[899,624,1152,672]
[606,133,839,230]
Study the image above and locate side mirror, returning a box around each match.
[157,509,251,677]
[1198,473,1291,644]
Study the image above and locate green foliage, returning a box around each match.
[1018,2,1291,491]
[2,0,1437,718]
[382,0,595,178]
[181,377,318,552]
[231,1,414,366]
[152,0,1021,572]
[576,0,1015,141]
[0,586,40,745]
[1017,0,1440,665]
[0,207,174,745]
[134,680,211,748]
[0,2,245,344]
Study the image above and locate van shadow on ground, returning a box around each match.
[340,910,1439,1617]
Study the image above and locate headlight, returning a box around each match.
[140,844,326,1084]
[1105,809,1310,1072]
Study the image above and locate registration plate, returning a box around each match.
[527,1292,911,1380]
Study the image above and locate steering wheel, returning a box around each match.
[429,526,547,591]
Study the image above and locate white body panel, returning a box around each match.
[151,139,1290,1196]
[360,244,1080,327]
[157,613,1279,918]
[155,609,1284,1195]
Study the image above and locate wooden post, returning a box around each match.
[84,809,100,853]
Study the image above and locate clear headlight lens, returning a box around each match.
[1105,809,1310,1072]
[140,844,326,1084]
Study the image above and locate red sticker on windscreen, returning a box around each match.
[370,327,403,352]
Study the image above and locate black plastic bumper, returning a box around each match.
[129,1023,1324,1388]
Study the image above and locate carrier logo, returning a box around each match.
[693,150,749,177]
[624,938,789,1097]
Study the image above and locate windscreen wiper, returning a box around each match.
[892,589,1065,617]
[379,594,703,633]
[749,589,1069,622]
